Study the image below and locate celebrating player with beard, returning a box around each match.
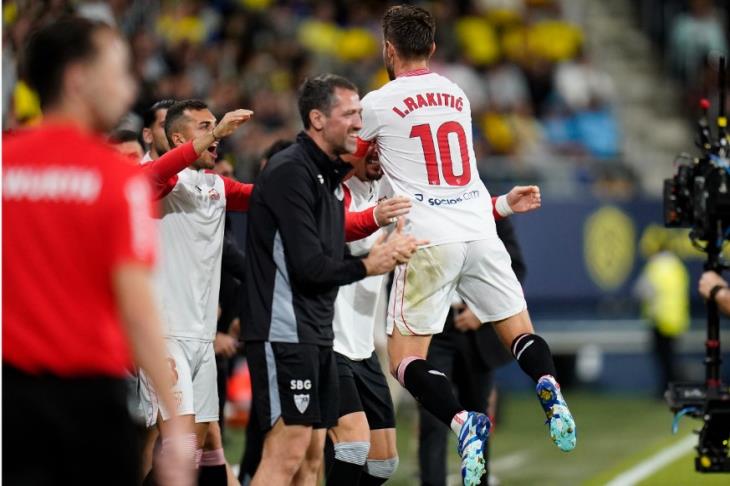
[349,5,576,486]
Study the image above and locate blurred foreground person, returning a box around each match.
[2,17,193,486]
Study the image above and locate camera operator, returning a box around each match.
[699,271,730,315]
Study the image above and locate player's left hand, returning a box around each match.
[506,185,541,214]
[454,307,482,332]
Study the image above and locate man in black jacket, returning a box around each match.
[242,74,422,485]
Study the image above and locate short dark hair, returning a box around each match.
[297,74,358,129]
[263,139,294,162]
[143,99,176,128]
[108,129,142,145]
[23,16,112,109]
[382,5,435,60]
[164,99,209,147]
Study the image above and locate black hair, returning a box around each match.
[382,5,436,60]
[164,99,209,147]
[108,129,142,146]
[297,74,358,129]
[23,16,112,109]
[263,139,294,161]
[142,99,176,128]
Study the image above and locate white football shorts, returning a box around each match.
[138,337,219,425]
[387,238,526,336]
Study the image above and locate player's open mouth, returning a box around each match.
[207,145,218,159]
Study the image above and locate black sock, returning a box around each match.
[511,333,557,383]
[326,459,364,484]
[324,435,335,475]
[401,358,463,427]
[239,410,264,482]
[198,464,227,486]
[360,472,387,485]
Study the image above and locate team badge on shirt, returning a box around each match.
[208,188,221,200]
[294,394,310,414]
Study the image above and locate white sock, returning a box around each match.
[450,410,469,436]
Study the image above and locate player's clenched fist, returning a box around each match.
[505,185,541,214]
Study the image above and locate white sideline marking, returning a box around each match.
[490,451,530,472]
[605,435,696,486]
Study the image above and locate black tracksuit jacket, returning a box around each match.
[242,132,367,346]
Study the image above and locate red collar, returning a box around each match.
[397,68,431,78]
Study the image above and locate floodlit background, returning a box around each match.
[4,0,730,484]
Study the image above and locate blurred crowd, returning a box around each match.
[636,0,729,117]
[5,0,634,194]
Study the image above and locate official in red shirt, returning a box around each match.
[3,17,193,486]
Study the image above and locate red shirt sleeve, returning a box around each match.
[222,176,254,211]
[108,172,157,269]
[491,196,503,221]
[343,184,379,242]
[142,141,198,200]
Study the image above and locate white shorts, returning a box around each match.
[387,238,526,336]
[138,337,219,425]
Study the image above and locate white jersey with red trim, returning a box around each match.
[359,70,497,246]
[154,168,228,341]
[332,177,387,360]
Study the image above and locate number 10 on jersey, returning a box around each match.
[410,121,471,186]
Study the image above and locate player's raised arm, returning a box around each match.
[145,109,254,199]
[492,185,542,220]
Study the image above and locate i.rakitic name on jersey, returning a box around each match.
[392,92,464,118]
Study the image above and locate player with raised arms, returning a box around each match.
[349,5,577,485]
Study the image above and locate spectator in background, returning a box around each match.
[669,0,728,89]
[141,98,175,163]
[634,244,690,397]
[109,128,145,161]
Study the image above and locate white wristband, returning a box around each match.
[495,194,514,217]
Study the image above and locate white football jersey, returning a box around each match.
[154,168,227,341]
[332,177,387,360]
[360,70,497,246]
